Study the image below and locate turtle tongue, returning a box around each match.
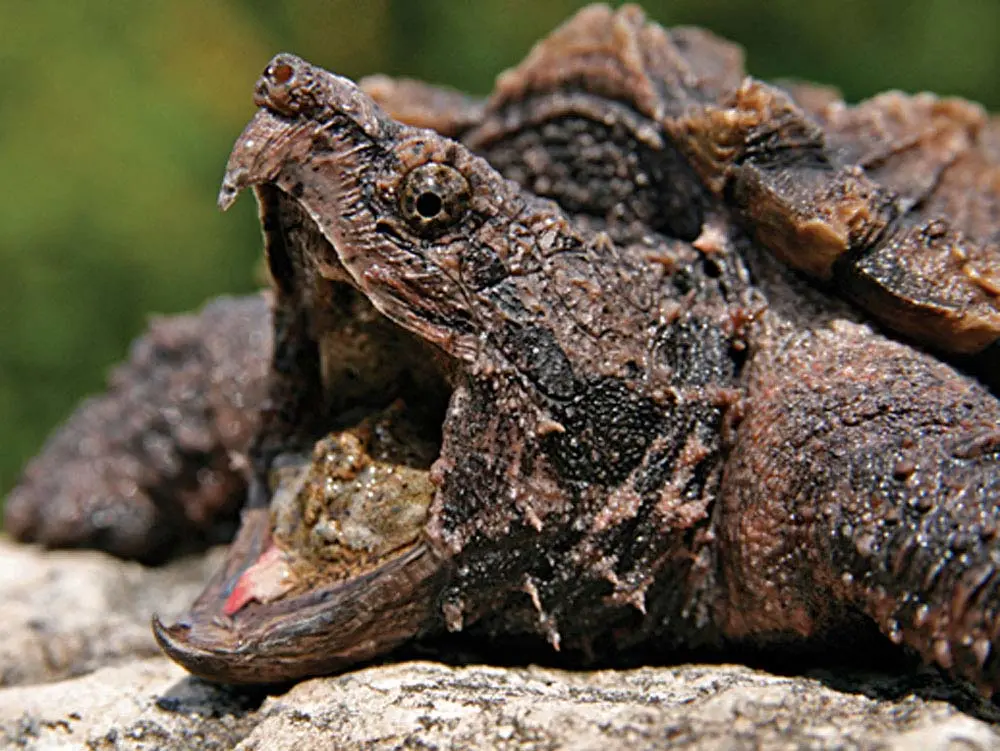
[222,543,294,616]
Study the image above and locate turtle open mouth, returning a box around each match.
[154,183,456,684]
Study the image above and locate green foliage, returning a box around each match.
[2,0,998,500]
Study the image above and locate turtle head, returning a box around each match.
[217,54,547,363]
[154,55,587,684]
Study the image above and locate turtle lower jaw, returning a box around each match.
[153,506,447,684]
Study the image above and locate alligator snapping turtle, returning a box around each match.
[7,5,1000,691]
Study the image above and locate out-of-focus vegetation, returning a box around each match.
[2,0,1000,501]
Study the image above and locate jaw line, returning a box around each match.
[216,106,451,351]
[217,110,382,305]
[152,506,448,684]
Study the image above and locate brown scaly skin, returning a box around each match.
[7,5,1000,692]
[4,295,271,563]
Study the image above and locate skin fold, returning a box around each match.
[7,5,1000,691]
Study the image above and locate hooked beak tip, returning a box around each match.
[151,614,188,661]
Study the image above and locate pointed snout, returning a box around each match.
[218,54,393,212]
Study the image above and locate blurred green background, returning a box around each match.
[3,0,1000,502]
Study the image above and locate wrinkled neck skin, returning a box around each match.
[156,55,753,683]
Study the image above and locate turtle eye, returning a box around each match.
[399,163,470,235]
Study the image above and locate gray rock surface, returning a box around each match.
[0,658,259,750]
[0,537,225,687]
[2,536,1000,749]
[239,662,1000,751]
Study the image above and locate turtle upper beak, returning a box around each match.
[217,107,311,213]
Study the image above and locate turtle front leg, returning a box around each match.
[4,294,272,563]
[718,320,1000,694]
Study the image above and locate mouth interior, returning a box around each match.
[223,185,454,617]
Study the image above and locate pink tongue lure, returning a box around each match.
[222,544,295,616]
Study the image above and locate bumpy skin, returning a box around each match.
[5,295,271,562]
[722,248,1000,694]
[9,4,1000,692]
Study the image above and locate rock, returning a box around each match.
[0,536,226,687]
[0,659,260,750]
[2,536,1000,749]
[241,662,1000,751]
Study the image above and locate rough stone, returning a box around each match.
[240,662,1000,751]
[0,659,260,750]
[0,537,226,687]
[2,537,1000,749]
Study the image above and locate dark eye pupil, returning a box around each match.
[398,163,470,235]
[415,191,442,218]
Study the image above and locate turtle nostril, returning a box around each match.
[254,59,306,117]
[271,62,294,85]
